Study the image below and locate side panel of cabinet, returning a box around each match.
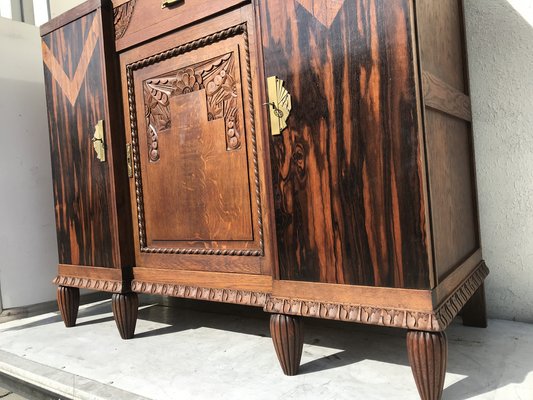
[260,0,431,288]
[42,2,131,268]
[416,0,480,283]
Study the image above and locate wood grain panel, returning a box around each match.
[43,10,117,267]
[261,0,430,288]
[416,0,466,92]
[425,109,478,281]
[113,0,248,51]
[272,280,433,311]
[133,267,272,291]
[139,52,253,243]
[422,71,472,121]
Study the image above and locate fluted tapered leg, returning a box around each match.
[270,314,304,376]
[112,292,138,339]
[407,330,448,400]
[57,286,80,328]
[462,284,488,328]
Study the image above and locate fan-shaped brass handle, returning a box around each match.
[266,76,292,136]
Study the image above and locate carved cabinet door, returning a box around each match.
[122,7,273,275]
[41,0,132,269]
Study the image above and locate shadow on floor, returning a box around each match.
[130,296,531,400]
[2,294,529,399]
[0,299,113,332]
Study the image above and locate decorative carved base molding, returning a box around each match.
[112,292,139,340]
[270,314,304,376]
[56,261,487,332]
[54,275,124,293]
[57,286,80,328]
[131,280,268,307]
[433,262,489,330]
[407,330,448,400]
[264,262,489,332]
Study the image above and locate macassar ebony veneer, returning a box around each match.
[41,1,488,399]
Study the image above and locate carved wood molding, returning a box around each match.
[433,261,489,330]
[131,280,268,307]
[53,275,124,293]
[126,23,264,256]
[113,0,136,40]
[144,52,242,162]
[264,262,489,332]
[422,71,472,121]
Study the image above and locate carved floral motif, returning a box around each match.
[144,52,241,162]
[114,0,136,40]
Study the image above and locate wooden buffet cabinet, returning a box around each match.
[41,0,488,398]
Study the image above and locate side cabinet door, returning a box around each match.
[260,0,430,288]
[41,1,129,268]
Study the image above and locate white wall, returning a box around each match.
[464,0,533,323]
[49,0,83,18]
[0,17,58,308]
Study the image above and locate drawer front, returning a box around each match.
[113,0,249,51]
[120,5,274,275]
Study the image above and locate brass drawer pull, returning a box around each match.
[161,0,183,9]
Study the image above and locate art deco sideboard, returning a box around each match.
[40,0,488,399]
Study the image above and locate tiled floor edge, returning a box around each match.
[0,350,149,400]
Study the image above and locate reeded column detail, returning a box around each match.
[270,314,304,376]
[407,330,448,400]
[112,292,139,340]
[57,286,80,328]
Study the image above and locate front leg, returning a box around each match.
[406,330,448,400]
[112,292,139,339]
[270,314,304,376]
[57,286,80,327]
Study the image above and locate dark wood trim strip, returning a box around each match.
[422,71,472,121]
[132,280,268,307]
[132,268,272,292]
[432,249,482,305]
[58,264,124,280]
[112,0,131,7]
[56,264,131,293]
[272,280,433,311]
[40,0,104,36]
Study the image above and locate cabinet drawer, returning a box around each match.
[113,0,249,51]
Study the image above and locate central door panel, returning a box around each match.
[123,8,272,274]
[141,50,253,244]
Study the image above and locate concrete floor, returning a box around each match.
[0,297,532,400]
